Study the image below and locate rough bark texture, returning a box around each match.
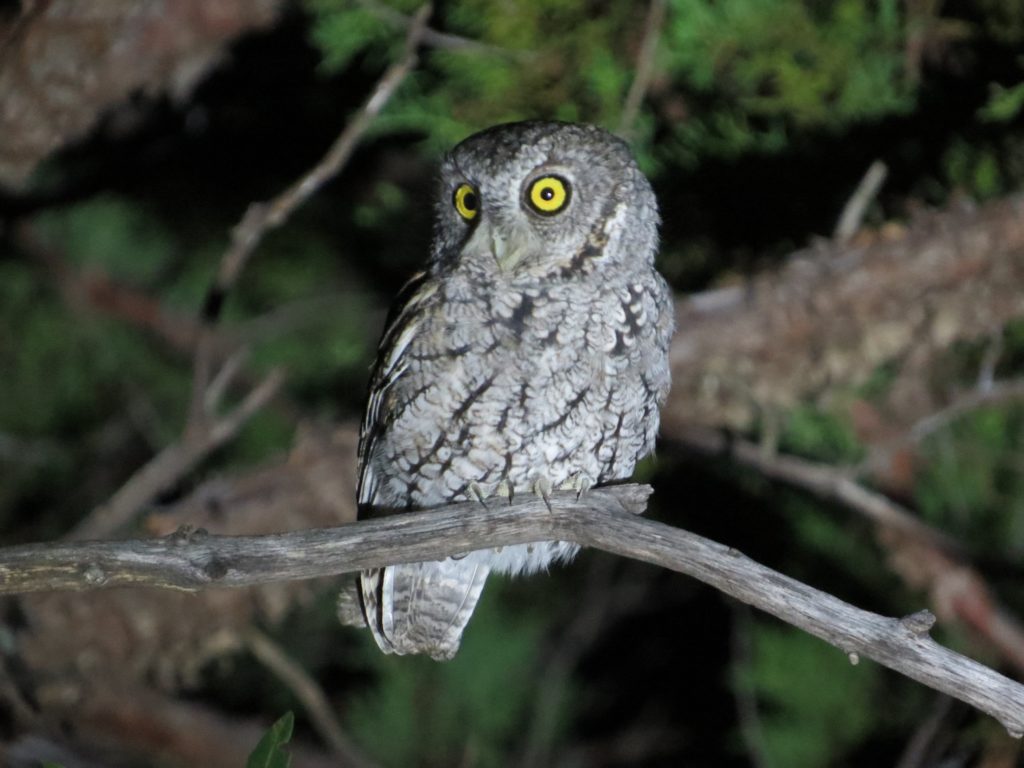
[5,426,357,767]
[666,196,1024,433]
[4,485,1024,737]
[0,0,283,189]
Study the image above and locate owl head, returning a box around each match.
[431,121,659,279]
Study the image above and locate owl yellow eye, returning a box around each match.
[526,175,570,215]
[453,183,479,221]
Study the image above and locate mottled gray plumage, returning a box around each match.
[353,121,674,660]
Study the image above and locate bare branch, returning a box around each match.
[70,368,285,540]
[834,159,888,242]
[243,629,378,767]
[674,425,954,548]
[185,4,431,427]
[674,426,1024,675]
[357,0,515,56]
[665,195,1024,433]
[12,4,429,543]
[2,484,1024,735]
[910,377,1024,443]
[618,0,666,139]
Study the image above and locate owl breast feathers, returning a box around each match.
[350,120,674,660]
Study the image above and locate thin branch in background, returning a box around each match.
[834,159,888,242]
[69,367,285,540]
[977,330,1005,393]
[673,425,1024,675]
[675,425,953,549]
[15,221,205,355]
[185,4,432,429]
[3,484,1024,735]
[618,0,666,139]
[357,0,515,56]
[62,6,432,542]
[911,378,1024,443]
[242,629,378,768]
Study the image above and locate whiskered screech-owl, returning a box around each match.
[350,121,674,660]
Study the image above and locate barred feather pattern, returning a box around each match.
[352,121,673,660]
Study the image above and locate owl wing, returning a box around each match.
[360,559,490,660]
[356,270,436,509]
[355,271,488,659]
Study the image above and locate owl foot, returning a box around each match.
[495,480,514,506]
[470,482,490,510]
[571,472,594,500]
[533,476,554,513]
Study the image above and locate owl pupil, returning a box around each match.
[464,192,478,210]
[540,188,554,200]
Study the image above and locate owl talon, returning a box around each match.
[533,476,554,513]
[495,480,514,507]
[573,473,594,500]
[470,482,490,509]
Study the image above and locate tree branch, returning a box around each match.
[2,484,1023,736]
[618,0,666,139]
[665,195,1024,433]
[673,425,1024,675]
[68,366,286,540]
[185,3,431,428]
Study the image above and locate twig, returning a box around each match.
[185,4,431,428]
[2,484,1024,735]
[16,221,205,355]
[58,0,429,547]
[357,0,514,56]
[69,368,285,540]
[674,425,1024,674]
[910,377,1024,443]
[834,159,888,242]
[978,331,1005,393]
[618,0,666,139]
[243,629,377,768]
[674,425,954,549]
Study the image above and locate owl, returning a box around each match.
[353,121,674,660]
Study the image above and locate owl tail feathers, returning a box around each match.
[359,560,491,661]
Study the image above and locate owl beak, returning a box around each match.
[466,218,527,272]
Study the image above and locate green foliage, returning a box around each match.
[346,585,557,767]
[307,0,652,156]
[246,711,295,768]
[942,138,1006,199]
[0,260,185,439]
[305,0,915,167]
[34,196,176,284]
[779,404,864,464]
[664,0,911,161]
[978,81,1024,124]
[735,622,879,768]
[915,405,1024,557]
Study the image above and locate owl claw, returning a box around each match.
[573,473,594,500]
[494,480,515,507]
[533,476,554,513]
[470,483,490,510]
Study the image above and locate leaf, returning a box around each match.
[978,82,1024,124]
[246,711,295,768]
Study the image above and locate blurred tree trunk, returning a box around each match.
[0,0,283,190]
